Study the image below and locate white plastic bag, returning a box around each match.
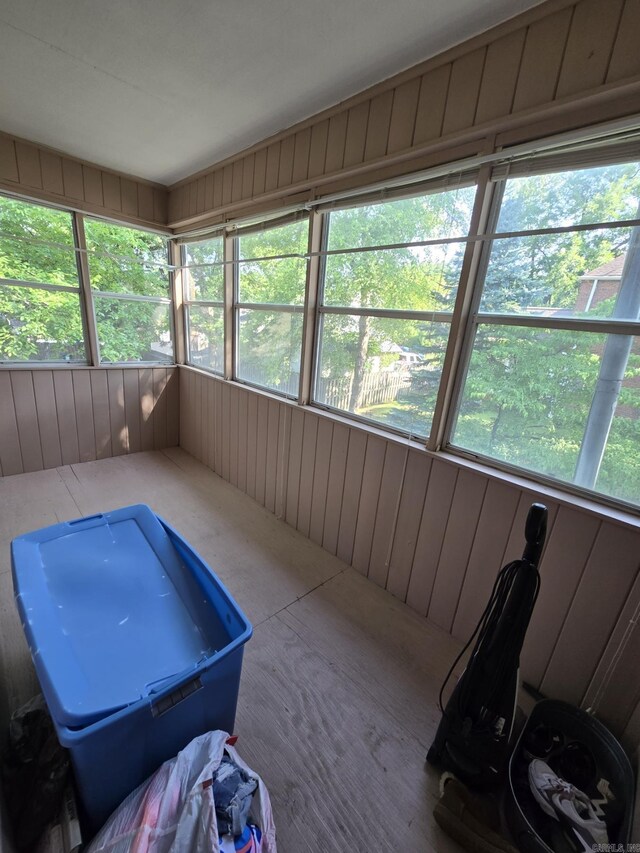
[87,732,276,853]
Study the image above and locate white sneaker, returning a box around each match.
[528,759,609,852]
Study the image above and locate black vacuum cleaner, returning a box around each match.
[427,502,548,788]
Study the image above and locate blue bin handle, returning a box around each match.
[144,658,206,696]
[147,668,204,718]
[67,514,105,527]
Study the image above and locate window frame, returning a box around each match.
[172,135,640,514]
[180,232,226,376]
[443,160,640,513]
[83,215,174,366]
[5,130,638,511]
[310,184,479,441]
[0,194,176,368]
[232,216,309,400]
[0,194,90,365]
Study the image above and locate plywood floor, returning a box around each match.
[0,449,465,852]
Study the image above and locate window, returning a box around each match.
[451,160,640,506]
[314,186,477,436]
[84,218,172,363]
[175,142,640,510]
[235,218,308,396]
[0,195,86,362]
[183,235,224,373]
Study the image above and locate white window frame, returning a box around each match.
[180,232,226,375]
[83,215,174,366]
[443,156,640,512]
[0,194,90,365]
[232,216,309,399]
[171,127,640,514]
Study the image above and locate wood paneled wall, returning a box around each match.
[168,0,640,230]
[0,131,168,229]
[180,367,640,748]
[0,367,179,475]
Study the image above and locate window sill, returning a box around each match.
[0,362,176,370]
[441,445,640,531]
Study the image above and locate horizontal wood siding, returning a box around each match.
[179,367,640,747]
[167,0,640,229]
[0,368,179,475]
[0,132,168,228]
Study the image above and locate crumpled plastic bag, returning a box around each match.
[86,731,276,853]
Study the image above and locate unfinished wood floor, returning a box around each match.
[0,449,464,852]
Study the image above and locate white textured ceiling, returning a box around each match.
[0,0,543,185]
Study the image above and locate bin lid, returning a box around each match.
[11,505,217,728]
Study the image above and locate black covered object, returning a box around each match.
[427,503,548,787]
[507,699,634,852]
[1,695,70,850]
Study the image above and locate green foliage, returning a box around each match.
[0,285,85,361]
[233,220,307,391]
[85,218,169,298]
[483,163,640,314]
[182,236,225,369]
[184,235,224,301]
[455,162,640,504]
[319,187,473,412]
[186,305,224,372]
[94,299,171,363]
[325,188,474,312]
[238,220,307,306]
[0,198,171,363]
[0,197,84,360]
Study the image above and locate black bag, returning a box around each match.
[1,695,69,851]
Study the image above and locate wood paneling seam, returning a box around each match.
[334,428,354,551]
[449,478,490,632]
[384,90,397,158]
[10,373,28,473]
[339,430,367,562]
[276,403,289,518]
[604,0,629,82]
[578,566,640,710]
[440,66,454,141]
[471,49,491,126]
[404,456,434,604]
[69,372,81,460]
[508,28,530,115]
[407,86,421,154]
[324,118,346,176]
[421,467,460,616]
[51,374,69,464]
[359,101,372,160]
[8,374,25,472]
[382,443,411,589]
[317,420,336,543]
[301,132,313,186]
[34,372,61,469]
[250,392,259,498]
[363,439,388,576]
[552,4,577,101]
[538,518,602,689]
[495,491,523,576]
[301,412,320,532]
[98,371,114,453]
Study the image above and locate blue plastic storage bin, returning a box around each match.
[11,505,252,832]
